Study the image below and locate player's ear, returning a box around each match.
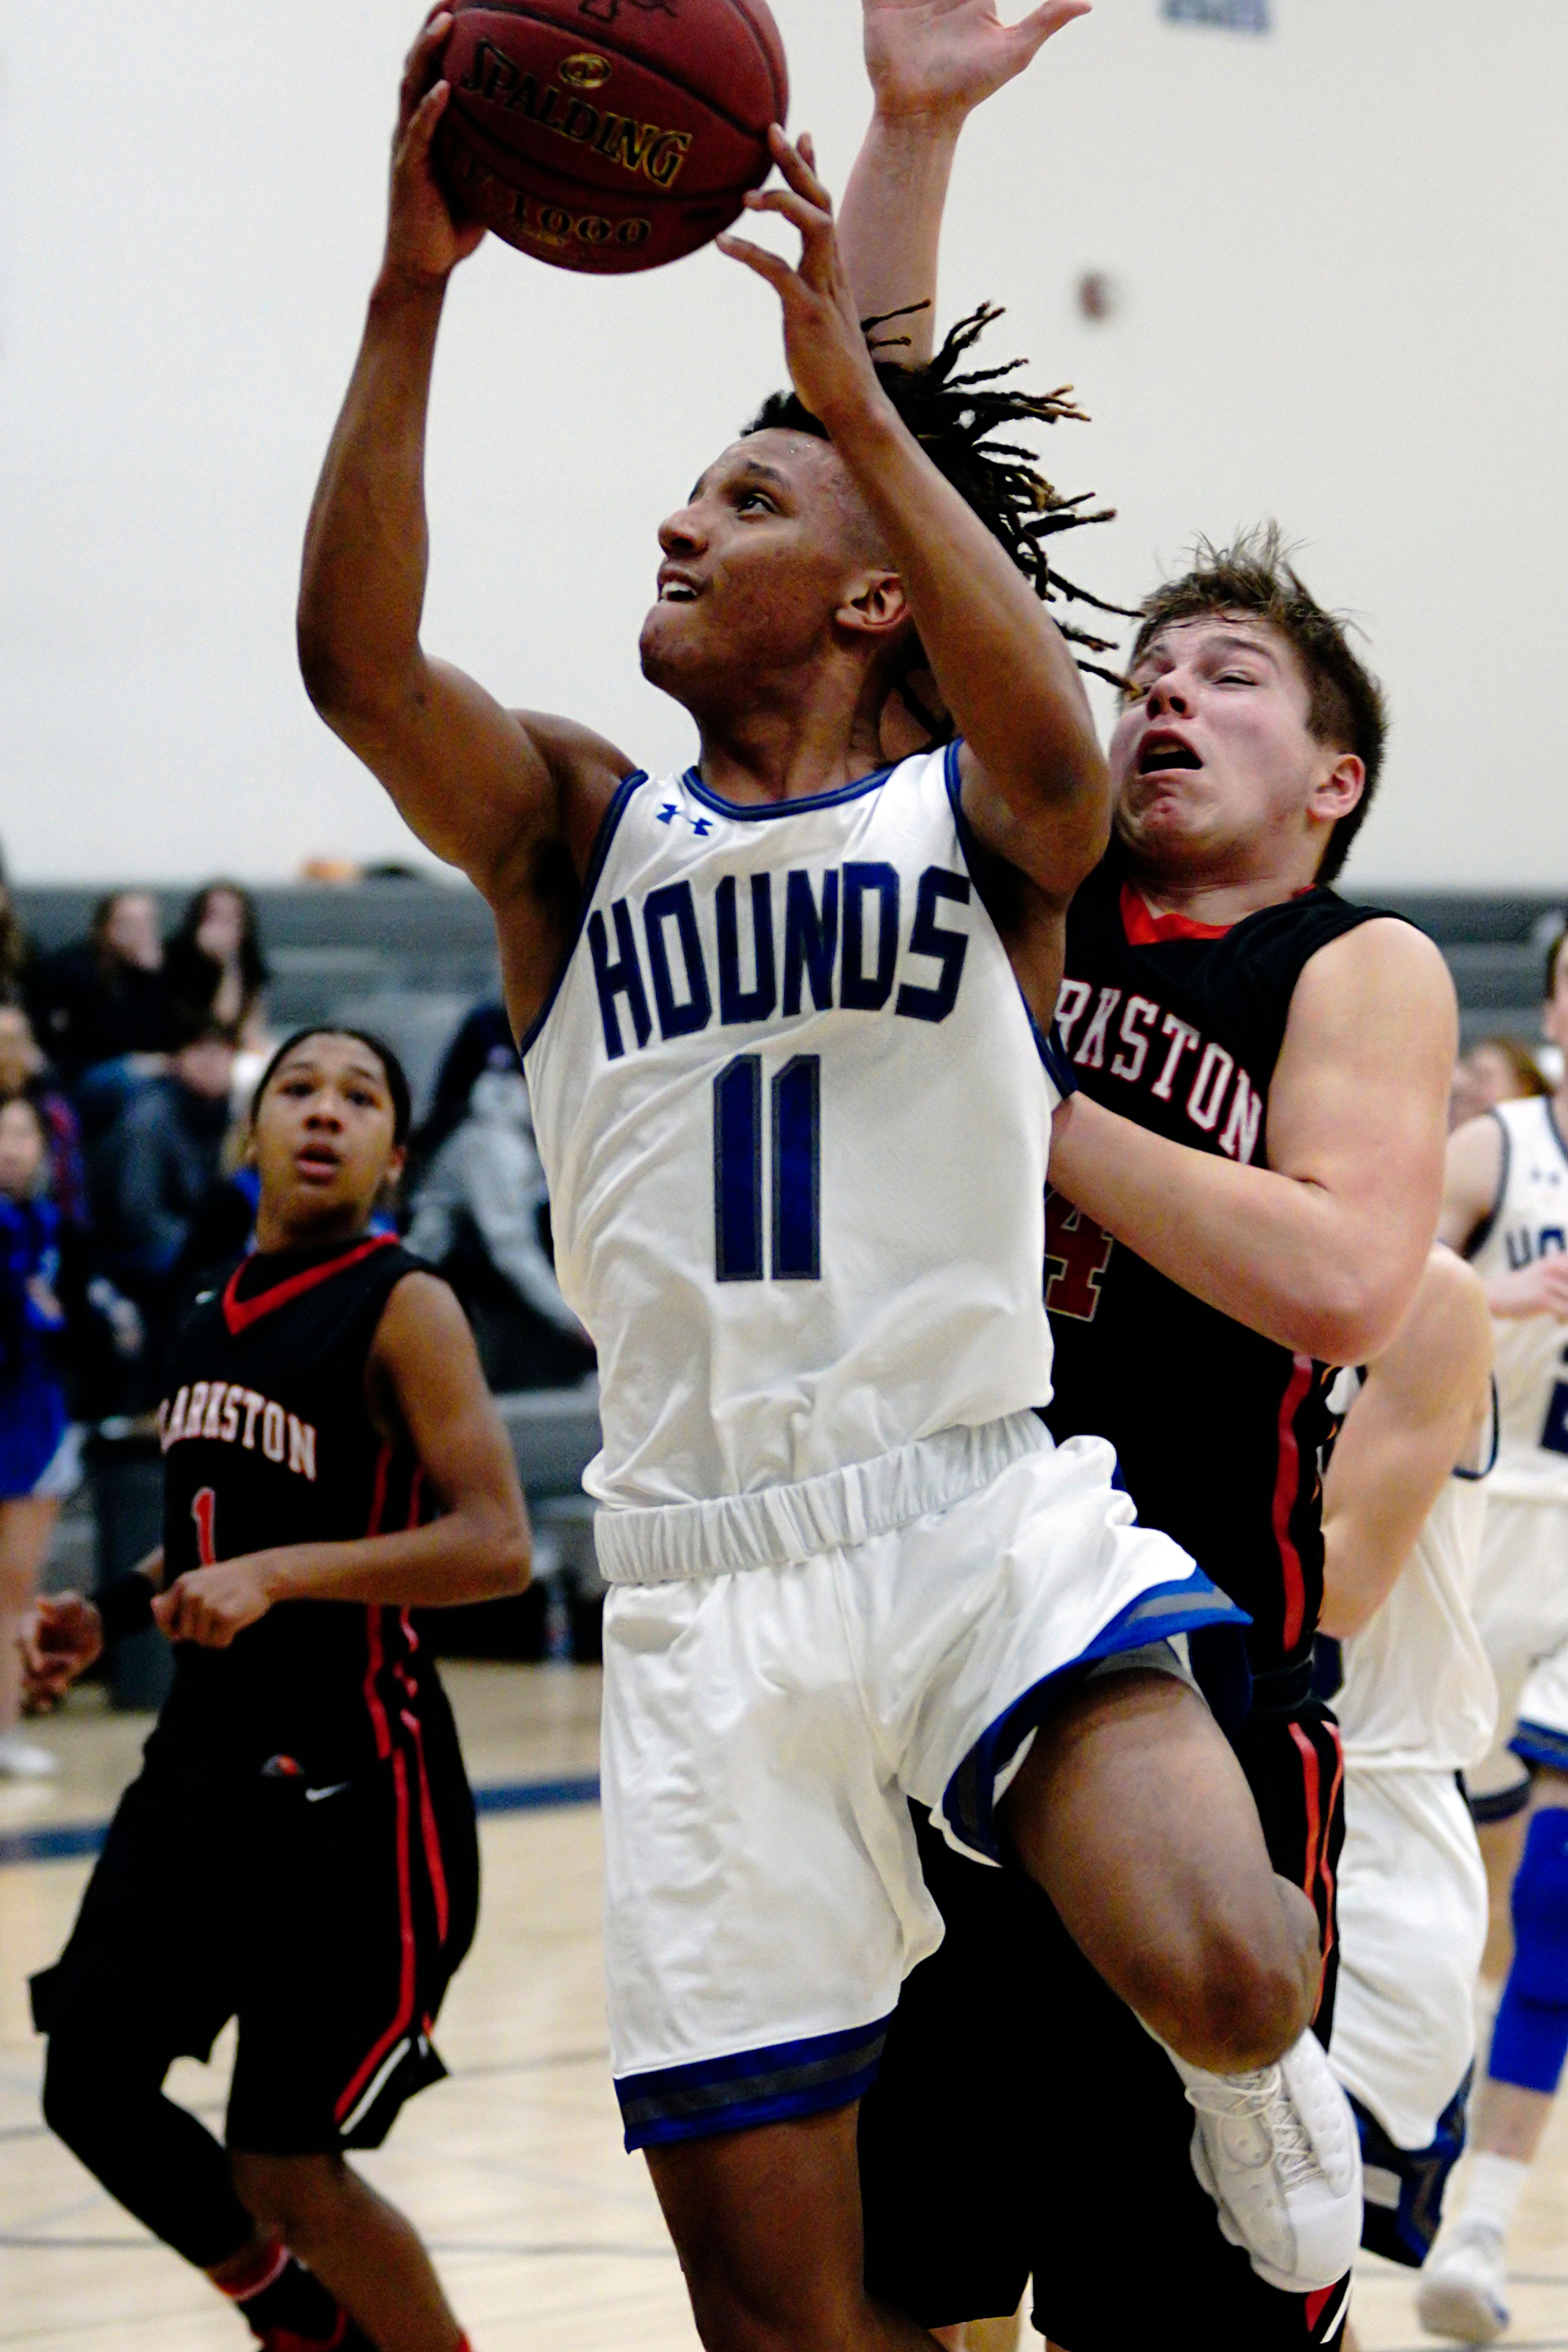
[837,568,910,642]
[1309,750,1364,824]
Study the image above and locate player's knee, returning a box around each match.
[1145,1893,1316,2072]
[230,2150,347,2239]
[40,2033,100,2158]
[1491,1805,1568,2095]
[40,2029,152,2167]
[682,2261,863,2352]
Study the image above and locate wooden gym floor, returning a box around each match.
[3,1664,1566,2352]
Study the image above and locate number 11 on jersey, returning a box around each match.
[714,1054,821,1282]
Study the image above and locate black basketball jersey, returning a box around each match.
[1044,852,1395,1674]
[152,1235,450,1775]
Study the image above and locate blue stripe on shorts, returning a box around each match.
[941,1568,1252,1864]
[1512,1718,1568,1775]
[615,2011,894,2151]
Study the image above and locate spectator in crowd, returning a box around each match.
[1450,1034,1550,1130]
[163,881,271,1055]
[0,1004,87,1230]
[0,853,34,1003]
[0,1096,78,1777]
[407,1039,592,1393]
[28,891,170,1092]
[88,1023,237,1393]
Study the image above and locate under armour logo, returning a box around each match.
[657,802,713,836]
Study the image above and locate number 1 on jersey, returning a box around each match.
[191,1486,218,1567]
[714,1054,821,1282]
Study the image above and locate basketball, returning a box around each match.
[434,0,788,275]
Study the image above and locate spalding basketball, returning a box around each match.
[435,0,788,275]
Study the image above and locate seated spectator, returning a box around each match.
[88,1023,237,1394]
[163,880,271,1056]
[0,1097,78,1777]
[1449,1033,1550,1129]
[28,890,169,1094]
[408,1052,592,1393]
[0,1003,87,1230]
[0,853,34,1003]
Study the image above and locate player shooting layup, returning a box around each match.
[298,12,1358,2341]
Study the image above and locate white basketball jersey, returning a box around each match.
[1469,1096,1568,1504]
[1335,1379,1498,1772]
[522,747,1063,1512]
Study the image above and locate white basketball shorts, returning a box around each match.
[1330,1765,1487,2152]
[1470,1494,1568,1797]
[595,1411,1246,2149]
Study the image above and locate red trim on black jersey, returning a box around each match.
[221,1233,398,1337]
[1272,1355,1314,1652]
[1118,880,1234,946]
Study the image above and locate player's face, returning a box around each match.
[252,1035,405,1237]
[1109,617,1363,885]
[640,431,889,707]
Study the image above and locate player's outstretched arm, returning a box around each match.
[723,133,1108,908]
[1319,1248,1493,1641]
[153,1277,529,1648]
[838,0,1090,363]
[1050,918,1458,1362]
[298,12,631,1019]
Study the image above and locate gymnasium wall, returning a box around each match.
[0,1,1561,885]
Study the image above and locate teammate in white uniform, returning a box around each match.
[1314,1251,1496,2349]
[296,18,1355,2341]
[1424,934,1568,2339]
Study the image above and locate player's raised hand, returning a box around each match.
[154,1559,276,1650]
[864,0,1091,127]
[20,1594,104,1710]
[718,132,886,436]
[384,8,487,289]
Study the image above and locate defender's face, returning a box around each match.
[1109,617,1357,885]
[252,1035,403,1230]
[640,430,878,702]
[0,1099,45,1199]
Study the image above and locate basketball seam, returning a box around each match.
[449,2,782,147]
[443,113,758,214]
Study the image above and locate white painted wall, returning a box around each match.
[0,1,1562,885]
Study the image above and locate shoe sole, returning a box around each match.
[1416,2277,1509,2344]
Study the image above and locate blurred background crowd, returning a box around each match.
[0,856,600,1782]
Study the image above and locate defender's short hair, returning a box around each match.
[1130,526,1387,886]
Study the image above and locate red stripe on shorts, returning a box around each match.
[1273,1355,1314,1652]
[334,1747,417,2125]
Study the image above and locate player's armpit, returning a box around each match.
[1440,1108,1507,1255]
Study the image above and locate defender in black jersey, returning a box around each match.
[832,34,1457,2339]
[24,1030,528,2352]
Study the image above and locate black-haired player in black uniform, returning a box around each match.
[833,13,1459,2350]
[23,1028,529,2352]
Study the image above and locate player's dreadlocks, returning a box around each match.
[746,303,1130,692]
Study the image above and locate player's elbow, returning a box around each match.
[483,1506,532,1599]
[1294,1268,1409,1367]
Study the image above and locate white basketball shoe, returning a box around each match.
[1165,2028,1363,2294]
[1416,2221,1511,2343]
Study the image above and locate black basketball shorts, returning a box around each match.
[31,1716,478,2155]
[859,1704,1350,2352]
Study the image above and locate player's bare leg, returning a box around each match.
[647,2105,938,2351]
[1003,1670,1320,2069]
[933,2314,1023,2351]
[232,2151,464,2352]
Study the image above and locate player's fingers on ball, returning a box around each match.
[715,234,795,291]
